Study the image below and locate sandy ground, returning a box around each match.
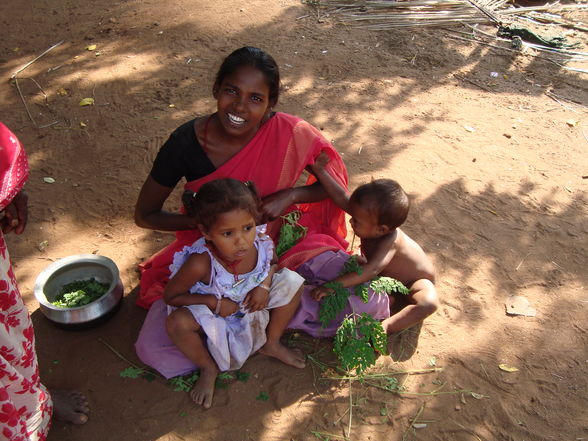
[1,0,587,440]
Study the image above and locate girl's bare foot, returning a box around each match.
[189,367,218,409]
[259,341,306,368]
[51,390,89,424]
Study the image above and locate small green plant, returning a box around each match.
[236,371,250,382]
[370,277,410,295]
[255,391,270,401]
[334,313,387,376]
[276,210,307,256]
[215,372,234,389]
[120,366,156,383]
[168,371,200,392]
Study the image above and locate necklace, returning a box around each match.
[206,242,243,285]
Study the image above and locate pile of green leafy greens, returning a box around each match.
[276,210,307,256]
[51,278,109,308]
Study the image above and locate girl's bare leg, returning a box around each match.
[260,286,306,368]
[166,308,218,408]
[381,279,439,334]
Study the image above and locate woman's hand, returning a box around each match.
[242,286,270,312]
[311,285,334,301]
[217,298,240,317]
[260,188,294,222]
[1,191,28,235]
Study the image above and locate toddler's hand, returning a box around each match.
[218,298,239,317]
[311,285,334,301]
[243,286,270,312]
[307,151,330,175]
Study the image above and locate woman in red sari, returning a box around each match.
[135,47,390,378]
[0,123,89,440]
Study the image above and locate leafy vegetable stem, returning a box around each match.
[364,382,476,396]
[98,338,163,378]
[322,367,442,381]
[402,403,425,441]
[346,378,353,439]
[310,430,349,441]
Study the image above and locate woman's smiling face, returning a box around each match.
[214,65,272,139]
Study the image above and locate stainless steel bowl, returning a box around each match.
[34,254,124,327]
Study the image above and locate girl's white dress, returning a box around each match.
[168,225,304,371]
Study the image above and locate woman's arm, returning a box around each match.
[134,176,198,231]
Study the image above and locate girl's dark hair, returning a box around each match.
[350,179,410,230]
[214,46,280,106]
[182,178,261,232]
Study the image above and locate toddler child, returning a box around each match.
[164,178,305,409]
[308,152,439,334]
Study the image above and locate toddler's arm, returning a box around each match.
[307,151,351,213]
[164,253,239,316]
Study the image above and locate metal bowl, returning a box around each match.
[34,254,124,328]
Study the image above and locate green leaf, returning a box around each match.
[333,313,388,375]
[168,371,199,392]
[120,367,144,379]
[342,255,363,275]
[256,391,270,401]
[370,277,410,295]
[319,281,350,328]
[217,372,234,381]
[142,373,156,383]
[276,211,307,256]
[236,371,250,382]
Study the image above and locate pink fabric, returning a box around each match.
[0,124,52,440]
[0,123,29,212]
[137,112,348,309]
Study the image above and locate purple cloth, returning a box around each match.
[135,250,391,378]
[288,250,391,337]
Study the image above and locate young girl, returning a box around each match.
[307,152,439,334]
[163,178,305,409]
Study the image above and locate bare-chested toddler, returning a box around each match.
[308,152,439,334]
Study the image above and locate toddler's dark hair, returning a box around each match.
[214,46,280,106]
[350,179,410,230]
[182,178,261,232]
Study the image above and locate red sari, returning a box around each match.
[137,112,349,309]
[1,122,53,440]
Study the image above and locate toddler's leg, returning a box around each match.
[381,279,439,334]
[260,285,306,368]
[166,308,218,408]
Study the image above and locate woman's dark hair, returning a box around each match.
[182,178,261,232]
[214,46,280,106]
[350,179,410,230]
